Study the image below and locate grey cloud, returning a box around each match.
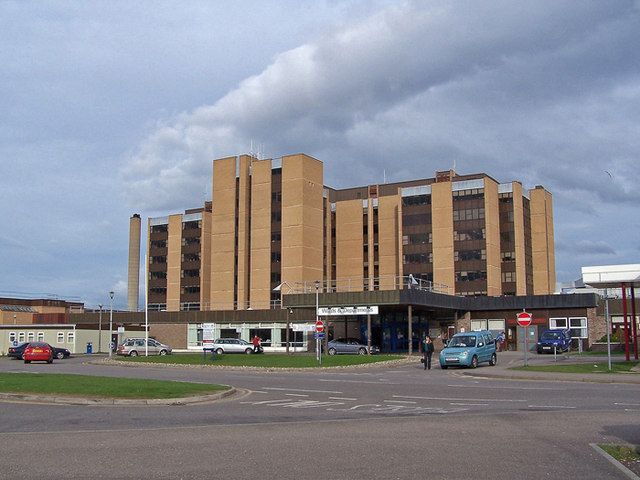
[557,240,616,256]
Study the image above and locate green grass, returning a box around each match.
[568,350,626,356]
[118,353,404,368]
[511,361,639,374]
[0,373,229,399]
[599,444,640,462]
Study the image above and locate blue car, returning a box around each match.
[536,329,571,354]
[439,330,497,369]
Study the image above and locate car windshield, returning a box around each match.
[448,335,476,348]
[541,332,561,340]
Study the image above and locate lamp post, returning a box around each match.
[108,291,114,359]
[286,308,293,355]
[98,304,103,353]
[604,289,612,372]
[315,280,320,363]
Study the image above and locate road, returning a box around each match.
[0,354,638,479]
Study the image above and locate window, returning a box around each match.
[9,332,16,343]
[271,211,281,222]
[455,249,486,261]
[18,332,25,343]
[454,228,485,241]
[453,208,485,221]
[502,271,515,282]
[249,328,272,347]
[182,253,200,262]
[271,232,281,242]
[271,252,281,262]
[151,255,167,264]
[501,252,515,261]
[471,319,487,331]
[67,332,75,343]
[402,195,430,206]
[549,318,567,329]
[27,332,35,342]
[150,271,167,280]
[456,270,487,282]
[150,240,166,248]
[57,332,65,343]
[403,253,431,264]
[488,319,505,332]
[569,317,588,339]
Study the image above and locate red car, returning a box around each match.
[23,342,53,364]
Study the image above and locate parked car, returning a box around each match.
[326,338,380,355]
[116,338,172,357]
[8,342,29,359]
[210,338,255,355]
[23,342,53,364]
[50,345,71,359]
[537,329,571,354]
[439,330,497,369]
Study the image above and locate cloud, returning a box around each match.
[557,240,616,256]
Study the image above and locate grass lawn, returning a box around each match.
[0,373,229,399]
[118,353,404,368]
[511,361,639,374]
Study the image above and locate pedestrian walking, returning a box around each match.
[252,335,262,353]
[422,335,434,370]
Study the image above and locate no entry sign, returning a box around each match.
[517,311,532,327]
[315,320,325,333]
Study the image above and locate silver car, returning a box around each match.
[116,338,172,357]
[210,338,255,354]
[326,338,380,355]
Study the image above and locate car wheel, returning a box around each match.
[56,351,65,360]
[489,353,497,366]
[328,348,337,356]
[129,350,138,357]
[245,348,253,354]
[24,360,31,364]
[441,365,448,369]
[215,348,224,355]
[470,355,478,368]
[159,350,167,356]
[358,347,367,355]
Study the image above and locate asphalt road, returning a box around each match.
[0,354,638,479]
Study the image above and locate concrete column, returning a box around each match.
[127,214,141,311]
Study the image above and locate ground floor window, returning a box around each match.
[550,317,588,339]
[57,332,64,343]
[37,332,44,341]
[249,329,272,347]
[187,323,310,349]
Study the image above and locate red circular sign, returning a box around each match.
[516,311,532,327]
[315,320,325,333]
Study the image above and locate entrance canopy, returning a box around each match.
[582,264,640,289]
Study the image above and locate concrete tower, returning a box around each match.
[127,213,141,311]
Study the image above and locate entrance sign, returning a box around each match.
[315,320,325,333]
[292,324,315,332]
[317,306,379,316]
[202,323,215,347]
[517,311,532,327]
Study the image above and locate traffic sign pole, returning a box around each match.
[517,311,532,367]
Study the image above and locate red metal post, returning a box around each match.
[631,285,638,361]
[622,283,630,361]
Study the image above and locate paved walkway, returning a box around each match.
[460,350,640,384]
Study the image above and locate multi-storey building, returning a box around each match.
[141,153,555,312]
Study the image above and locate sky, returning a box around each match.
[1,0,639,309]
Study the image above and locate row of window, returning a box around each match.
[403,253,432,264]
[502,271,516,282]
[454,228,485,241]
[550,317,588,339]
[402,195,430,207]
[453,208,485,221]
[8,331,75,344]
[402,233,432,245]
[452,188,484,199]
[454,249,486,261]
[456,270,487,282]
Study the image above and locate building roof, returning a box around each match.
[582,264,640,288]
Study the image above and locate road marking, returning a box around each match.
[285,393,309,397]
[615,402,640,406]
[251,391,268,394]
[328,397,357,401]
[319,379,401,385]
[447,384,555,391]
[624,409,640,412]
[450,403,489,406]
[393,395,526,403]
[383,400,417,404]
[528,405,576,409]
[262,387,342,394]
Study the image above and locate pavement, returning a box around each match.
[460,350,640,384]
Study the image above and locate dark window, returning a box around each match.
[402,195,431,206]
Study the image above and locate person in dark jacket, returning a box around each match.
[422,335,434,370]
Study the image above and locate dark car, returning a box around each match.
[8,342,70,360]
[536,329,571,354]
[326,338,379,355]
[8,342,29,359]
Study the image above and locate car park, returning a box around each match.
[23,342,53,364]
[536,329,571,354]
[116,338,172,357]
[210,338,255,354]
[326,338,379,355]
[439,330,497,369]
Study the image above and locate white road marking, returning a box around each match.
[624,409,640,412]
[615,402,640,406]
[528,405,576,409]
[393,395,526,403]
[383,400,417,404]
[319,379,401,385]
[450,403,489,406]
[328,397,357,401]
[447,384,556,391]
[285,393,309,397]
[262,387,343,394]
[251,390,268,394]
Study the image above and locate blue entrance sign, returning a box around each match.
[314,332,326,339]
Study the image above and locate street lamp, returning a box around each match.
[108,291,114,359]
[98,304,103,353]
[315,280,320,363]
[286,308,293,355]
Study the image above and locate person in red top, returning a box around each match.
[252,335,262,353]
